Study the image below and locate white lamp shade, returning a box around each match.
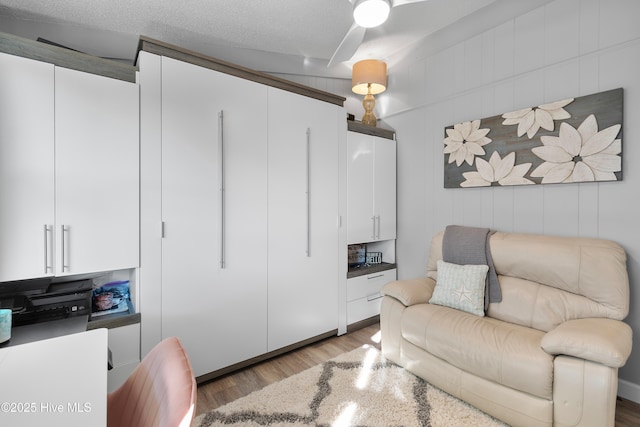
[352,59,387,95]
[353,0,391,28]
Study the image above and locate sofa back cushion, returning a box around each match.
[426,230,629,332]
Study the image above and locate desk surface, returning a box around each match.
[0,328,108,426]
[1,315,89,347]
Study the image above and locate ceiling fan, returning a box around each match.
[328,0,429,67]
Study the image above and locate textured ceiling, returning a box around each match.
[0,0,553,78]
[0,0,353,59]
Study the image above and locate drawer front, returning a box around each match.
[347,294,384,324]
[347,268,397,302]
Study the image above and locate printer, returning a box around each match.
[0,278,93,327]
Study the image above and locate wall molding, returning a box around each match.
[618,379,640,404]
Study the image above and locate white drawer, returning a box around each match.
[347,293,384,324]
[347,268,396,302]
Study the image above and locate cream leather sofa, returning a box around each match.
[380,230,632,427]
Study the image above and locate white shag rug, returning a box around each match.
[195,346,509,427]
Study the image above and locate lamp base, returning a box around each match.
[361,92,377,127]
[361,113,377,127]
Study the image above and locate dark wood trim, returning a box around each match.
[348,120,396,140]
[196,329,339,384]
[347,262,397,279]
[0,31,137,83]
[136,36,346,107]
[347,315,380,333]
[87,310,141,330]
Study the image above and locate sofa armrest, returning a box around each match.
[541,318,632,368]
[381,277,436,307]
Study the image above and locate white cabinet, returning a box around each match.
[346,131,396,244]
[106,323,141,392]
[0,53,139,282]
[347,268,396,325]
[0,53,55,282]
[159,57,268,377]
[140,49,345,377]
[138,38,346,377]
[344,126,396,330]
[54,67,139,277]
[267,88,341,351]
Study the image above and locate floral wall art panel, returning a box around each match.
[443,88,623,188]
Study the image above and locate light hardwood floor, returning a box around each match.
[196,323,640,426]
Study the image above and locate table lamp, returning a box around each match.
[352,59,387,127]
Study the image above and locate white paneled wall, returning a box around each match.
[380,0,640,401]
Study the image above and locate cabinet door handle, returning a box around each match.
[43,224,52,274]
[60,225,69,272]
[218,110,226,269]
[305,127,311,257]
[367,293,383,302]
[367,274,384,280]
[376,215,381,239]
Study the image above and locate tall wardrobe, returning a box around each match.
[137,38,347,379]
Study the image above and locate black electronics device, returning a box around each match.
[0,278,93,327]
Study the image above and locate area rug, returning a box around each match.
[195,345,509,427]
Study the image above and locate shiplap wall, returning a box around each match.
[378,0,640,400]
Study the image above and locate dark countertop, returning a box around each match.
[1,315,89,348]
[347,262,397,279]
[88,309,141,330]
[0,306,140,348]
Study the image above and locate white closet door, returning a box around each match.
[0,53,54,282]
[267,88,341,351]
[374,137,397,241]
[161,57,268,376]
[346,132,375,244]
[54,66,139,276]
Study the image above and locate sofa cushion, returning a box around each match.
[429,260,488,316]
[401,303,553,400]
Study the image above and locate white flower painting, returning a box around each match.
[531,114,621,183]
[502,98,574,139]
[461,152,534,187]
[443,88,622,188]
[443,120,491,166]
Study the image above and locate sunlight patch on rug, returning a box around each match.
[195,345,509,427]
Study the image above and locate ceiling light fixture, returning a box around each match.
[353,0,391,28]
[352,59,387,127]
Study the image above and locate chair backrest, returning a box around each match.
[426,230,629,332]
[107,336,197,427]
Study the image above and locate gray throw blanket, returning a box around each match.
[442,225,501,309]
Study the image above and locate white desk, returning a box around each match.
[0,328,108,427]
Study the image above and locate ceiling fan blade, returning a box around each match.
[327,23,367,67]
[391,0,429,8]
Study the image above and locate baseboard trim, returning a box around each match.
[618,379,640,404]
[196,329,339,384]
[347,315,380,333]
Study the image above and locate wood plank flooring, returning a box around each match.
[196,323,640,426]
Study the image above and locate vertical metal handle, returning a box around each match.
[60,225,68,272]
[43,225,51,273]
[305,128,311,257]
[376,215,381,239]
[218,110,226,269]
